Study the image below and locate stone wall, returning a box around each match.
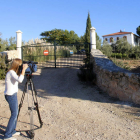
[1,50,19,60]
[91,49,140,104]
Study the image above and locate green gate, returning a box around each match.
[22,41,90,68]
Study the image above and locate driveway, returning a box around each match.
[0,67,140,140]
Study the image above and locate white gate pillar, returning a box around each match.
[16,30,22,59]
[90,27,96,50]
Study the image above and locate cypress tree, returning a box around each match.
[84,12,92,67]
[85,12,92,43]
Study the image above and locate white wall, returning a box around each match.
[102,33,139,46]
[134,35,140,46]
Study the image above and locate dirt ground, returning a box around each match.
[127,59,140,73]
[1,67,140,140]
[112,59,140,73]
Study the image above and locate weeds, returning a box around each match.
[111,57,131,70]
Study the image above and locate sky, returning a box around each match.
[0,0,140,43]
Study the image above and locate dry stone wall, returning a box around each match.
[1,50,19,60]
[91,49,140,105]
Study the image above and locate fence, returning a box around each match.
[22,41,90,68]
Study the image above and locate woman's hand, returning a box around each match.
[23,64,28,70]
[21,64,28,76]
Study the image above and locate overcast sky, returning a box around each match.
[0,0,140,42]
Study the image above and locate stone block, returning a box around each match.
[108,88,118,98]
[129,84,139,92]
[119,77,127,87]
[109,81,117,88]
[2,50,19,60]
[132,94,140,105]
[117,90,132,102]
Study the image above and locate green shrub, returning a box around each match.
[0,54,10,80]
[77,63,96,83]
[129,53,136,58]
[111,53,115,57]
[117,53,122,58]
[101,41,112,57]
[122,53,127,58]
[115,38,131,54]
[111,53,127,59]
[111,53,121,58]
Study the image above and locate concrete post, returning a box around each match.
[16,30,22,59]
[90,27,96,50]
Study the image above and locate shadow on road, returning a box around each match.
[18,66,140,120]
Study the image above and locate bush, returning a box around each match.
[96,38,102,50]
[122,53,127,58]
[111,53,128,59]
[116,53,122,58]
[111,53,115,57]
[0,54,10,80]
[129,53,136,59]
[111,53,121,58]
[77,63,96,83]
[115,38,131,54]
[101,41,112,57]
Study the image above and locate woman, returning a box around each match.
[4,58,28,140]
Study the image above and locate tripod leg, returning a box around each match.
[30,79,43,127]
[29,99,34,138]
[34,102,43,127]
[17,82,27,119]
[28,80,35,139]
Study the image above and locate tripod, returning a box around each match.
[18,74,43,139]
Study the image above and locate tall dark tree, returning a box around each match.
[136,26,140,36]
[84,12,92,67]
[85,12,92,43]
[81,14,101,50]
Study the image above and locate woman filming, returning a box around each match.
[4,58,28,140]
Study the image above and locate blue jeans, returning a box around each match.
[4,93,18,139]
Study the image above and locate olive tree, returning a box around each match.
[101,40,112,57]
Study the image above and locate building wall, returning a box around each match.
[128,34,132,45]
[134,35,140,46]
[103,33,140,46]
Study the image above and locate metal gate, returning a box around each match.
[22,41,90,68]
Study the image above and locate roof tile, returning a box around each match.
[102,32,132,37]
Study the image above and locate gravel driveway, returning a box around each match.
[0,67,140,140]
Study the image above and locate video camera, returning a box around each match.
[19,61,38,75]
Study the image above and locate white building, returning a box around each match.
[102,30,140,46]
